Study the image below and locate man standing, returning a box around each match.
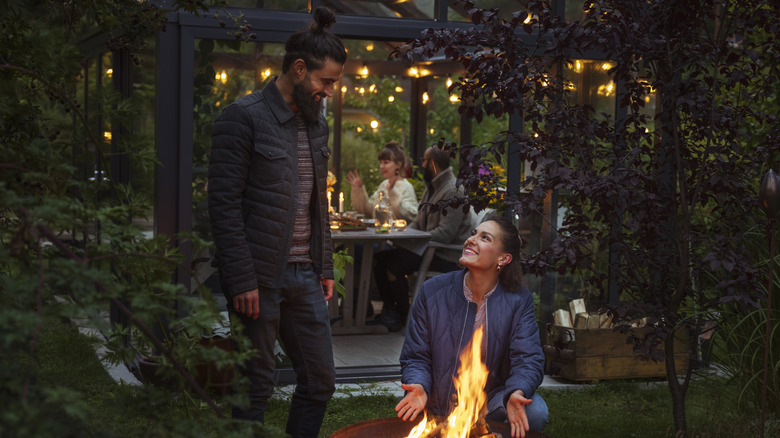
[371,146,475,331]
[207,7,345,437]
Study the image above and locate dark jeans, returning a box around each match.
[227,263,335,438]
[372,246,458,322]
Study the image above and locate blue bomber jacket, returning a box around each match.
[208,79,334,298]
[400,269,545,417]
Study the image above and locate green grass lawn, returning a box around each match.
[28,318,772,438]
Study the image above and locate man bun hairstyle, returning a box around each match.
[283,7,347,73]
[428,146,451,171]
[486,215,524,292]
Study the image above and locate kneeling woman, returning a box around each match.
[396,216,549,438]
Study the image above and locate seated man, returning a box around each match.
[396,216,549,438]
[370,145,474,331]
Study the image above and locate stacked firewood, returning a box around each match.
[552,298,653,329]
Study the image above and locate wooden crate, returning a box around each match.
[543,324,690,382]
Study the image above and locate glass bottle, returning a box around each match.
[373,189,393,233]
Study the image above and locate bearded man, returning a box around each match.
[207,7,345,438]
[370,146,475,332]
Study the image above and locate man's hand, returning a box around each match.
[322,278,334,301]
[395,383,428,422]
[506,390,533,438]
[233,289,260,320]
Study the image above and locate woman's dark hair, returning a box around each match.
[485,215,524,292]
[282,7,347,73]
[377,141,407,169]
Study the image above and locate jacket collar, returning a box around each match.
[429,167,455,193]
[262,78,295,125]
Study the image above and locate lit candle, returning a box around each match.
[339,192,344,213]
[327,191,332,212]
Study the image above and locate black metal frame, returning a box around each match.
[147,2,616,325]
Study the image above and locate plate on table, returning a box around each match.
[361,219,375,227]
[339,225,367,232]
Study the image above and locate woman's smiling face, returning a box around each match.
[459,220,510,272]
[379,159,401,179]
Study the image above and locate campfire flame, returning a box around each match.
[405,326,489,438]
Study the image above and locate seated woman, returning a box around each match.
[345,140,417,223]
[395,216,549,438]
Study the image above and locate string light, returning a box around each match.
[370,120,379,129]
[388,95,395,102]
[409,67,419,77]
[395,86,403,93]
[366,43,374,51]
[360,64,369,77]
[422,91,429,103]
[216,70,227,84]
[262,68,272,79]
[597,81,615,96]
[446,76,453,87]
[105,68,113,78]
[341,85,347,93]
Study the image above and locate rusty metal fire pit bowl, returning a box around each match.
[329,416,551,438]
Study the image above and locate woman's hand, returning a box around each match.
[387,173,398,191]
[395,383,427,421]
[345,170,363,188]
[506,390,532,438]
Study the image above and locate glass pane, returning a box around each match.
[227,0,308,11]
[323,0,435,20]
[130,42,157,236]
[192,39,285,244]
[565,59,616,119]
[448,0,531,22]
[564,0,587,22]
[339,71,413,211]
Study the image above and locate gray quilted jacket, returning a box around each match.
[208,79,334,298]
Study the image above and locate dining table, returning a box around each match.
[329,226,431,335]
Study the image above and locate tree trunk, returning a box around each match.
[666,335,687,437]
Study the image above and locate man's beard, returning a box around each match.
[292,82,325,126]
[423,164,435,183]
